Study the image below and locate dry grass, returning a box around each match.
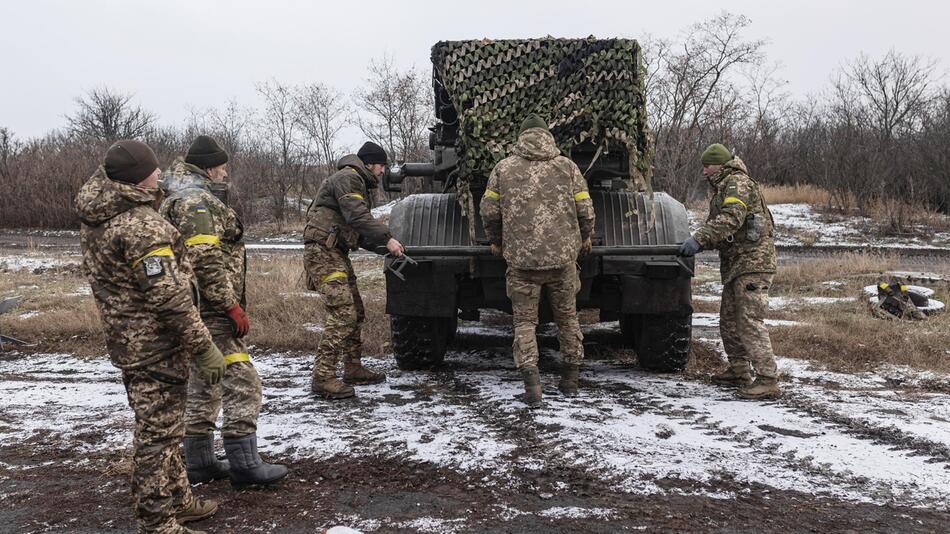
[244,253,391,356]
[770,299,950,374]
[0,266,105,356]
[1,252,392,358]
[772,251,897,292]
[761,184,832,206]
[685,339,725,378]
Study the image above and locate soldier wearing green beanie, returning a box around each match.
[679,143,780,400]
[519,113,548,134]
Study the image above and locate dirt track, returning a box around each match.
[3,317,950,533]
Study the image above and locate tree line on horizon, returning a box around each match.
[1,12,948,233]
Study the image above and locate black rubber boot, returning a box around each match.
[183,435,230,484]
[223,433,289,487]
[521,366,542,408]
[558,364,580,397]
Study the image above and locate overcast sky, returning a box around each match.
[1,0,947,143]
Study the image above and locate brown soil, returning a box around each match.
[2,444,948,534]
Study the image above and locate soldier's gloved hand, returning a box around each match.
[579,237,592,257]
[490,243,503,256]
[195,344,226,385]
[678,236,701,257]
[226,304,250,338]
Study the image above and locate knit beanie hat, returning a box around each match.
[519,113,548,134]
[357,141,388,165]
[701,143,732,165]
[185,135,229,169]
[104,140,159,184]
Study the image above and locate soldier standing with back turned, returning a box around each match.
[76,140,224,534]
[304,141,405,399]
[480,114,596,408]
[678,143,780,400]
[160,135,288,487]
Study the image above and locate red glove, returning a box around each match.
[226,304,250,338]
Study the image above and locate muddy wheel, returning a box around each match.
[391,315,457,370]
[621,313,691,372]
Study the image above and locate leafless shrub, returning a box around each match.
[66,87,156,142]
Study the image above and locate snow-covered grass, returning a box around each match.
[3,349,950,510]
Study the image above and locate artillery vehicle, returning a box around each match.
[381,38,693,371]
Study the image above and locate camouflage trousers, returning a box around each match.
[121,354,195,534]
[185,314,262,438]
[720,273,778,378]
[304,243,365,380]
[506,264,584,369]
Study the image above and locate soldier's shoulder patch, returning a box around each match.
[143,256,164,277]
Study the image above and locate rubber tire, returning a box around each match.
[391,315,457,370]
[620,313,691,373]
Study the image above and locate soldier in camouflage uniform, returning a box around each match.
[160,135,288,486]
[480,114,596,408]
[679,143,780,400]
[304,141,404,399]
[76,140,225,534]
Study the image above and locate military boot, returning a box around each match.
[737,376,781,400]
[558,364,580,397]
[182,434,230,484]
[343,358,386,385]
[223,433,289,487]
[176,497,218,524]
[311,373,355,399]
[521,366,542,408]
[711,362,754,388]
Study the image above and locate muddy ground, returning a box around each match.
[3,318,950,533]
[3,229,950,533]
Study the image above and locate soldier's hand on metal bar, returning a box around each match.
[386,237,405,257]
[678,236,701,257]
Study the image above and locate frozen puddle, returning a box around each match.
[1,351,949,508]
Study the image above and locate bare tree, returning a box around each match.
[644,12,766,200]
[0,127,19,180]
[354,54,432,163]
[837,50,938,140]
[255,80,304,226]
[66,87,156,142]
[294,83,348,174]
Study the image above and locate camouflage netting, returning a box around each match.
[432,37,654,189]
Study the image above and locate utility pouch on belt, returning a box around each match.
[745,213,763,243]
[325,225,339,249]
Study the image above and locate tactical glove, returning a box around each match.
[579,237,592,257]
[678,236,701,257]
[195,344,226,385]
[490,244,503,257]
[226,304,250,338]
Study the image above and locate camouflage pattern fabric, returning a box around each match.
[304,243,366,379]
[76,167,213,368]
[122,355,195,534]
[304,155,392,253]
[693,158,777,284]
[185,315,262,438]
[75,167,210,533]
[507,264,584,368]
[480,128,595,270]
[870,280,927,321]
[431,38,653,189]
[160,158,246,313]
[720,274,778,379]
[159,159,261,438]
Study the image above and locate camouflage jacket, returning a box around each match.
[480,128,595,270]
[304,155,392,253]
[693,157,776,284]
[159,158,245,315]
[75,167,213,370]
